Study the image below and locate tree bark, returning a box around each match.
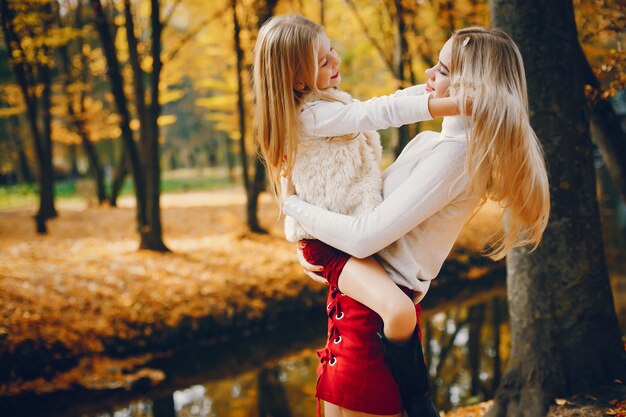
[0,0,57,233]
[39,34,57,221]
[491,298,503,393]
[9,116,33,184]
[257,366,292,417]
[56,9,107,204]
[232,0,249,194]
[123,0,150,153]
[243,0,279,234]
[488,1,625,416]
[393,0,411,157]
[91,0,147,232]
[110,151,129,207]
[468,304,485,397]
[141,0,168,251]
[577,46,626,204]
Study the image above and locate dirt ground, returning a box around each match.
[442,386,626,417]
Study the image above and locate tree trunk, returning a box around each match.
[577,46,626,204]
[232,0,249,193]
[393,0,410,157]
[123,0,150,152]
[56,14,107,204]
[247,153,267,233]
[468,304,485,397]
[91,0,147,232]
[140,0,168,251]
[0,0,57,233]
[257,367,292,417]
[491,298,503,393]
[9,116,33,183]
[110,151,128,207]
[38,43,57,221]
[68,144,80,178]
[152,393,176,417]
[488,2,625,416]
[243,0,279,234]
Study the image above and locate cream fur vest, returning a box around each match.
[284,90,384,242]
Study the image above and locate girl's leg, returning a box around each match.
[337,256,416,343]
[336,257,440,417]
[324,401,402,417]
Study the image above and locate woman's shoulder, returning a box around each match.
[398,131,467,161]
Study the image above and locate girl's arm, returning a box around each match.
[301,92,457,138]
[283,140,468,258]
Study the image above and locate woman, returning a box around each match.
[282,27,550,417]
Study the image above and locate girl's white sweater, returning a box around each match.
[285,85,433,242]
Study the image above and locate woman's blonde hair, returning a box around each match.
[253,15,344,204]
[450,27,550,260]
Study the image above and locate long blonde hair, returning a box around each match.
[450,27,550,260]
[253,15,342,203]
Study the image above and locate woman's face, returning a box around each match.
[315,32,341,90]
[425,38,453,98]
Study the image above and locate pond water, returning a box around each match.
[0,295,517,417]
[2,274,625,417]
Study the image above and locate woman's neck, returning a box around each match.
[441,115,470,138]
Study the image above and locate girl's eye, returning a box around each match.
[439,70,448,76]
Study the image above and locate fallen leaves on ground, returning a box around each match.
[0,189,502,394]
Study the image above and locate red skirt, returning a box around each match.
[302,239,423,415]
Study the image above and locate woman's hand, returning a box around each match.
[296,241,327,285]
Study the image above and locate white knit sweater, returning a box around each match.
[284,86,433,242]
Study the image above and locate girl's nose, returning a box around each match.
[425,67,434,79]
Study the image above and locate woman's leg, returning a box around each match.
[337,256,416,343]
[324,401,402,417]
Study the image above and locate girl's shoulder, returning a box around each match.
[301,88,354,109]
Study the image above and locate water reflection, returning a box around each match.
[76,297,513,417]
[424,297,509,409]
[6,284,624,417]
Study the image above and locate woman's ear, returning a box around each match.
[293,79,305,91]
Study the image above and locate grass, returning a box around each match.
[0,170,237,210]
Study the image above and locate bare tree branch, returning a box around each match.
[344,0,395,75]
[162,0,183,29]
[163,2,230,66]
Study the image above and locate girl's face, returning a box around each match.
[315,32,341,89]
[425,38,453,98]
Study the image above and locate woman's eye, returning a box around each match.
[439,70,448,76]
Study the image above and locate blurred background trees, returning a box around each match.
[0,0,622,239]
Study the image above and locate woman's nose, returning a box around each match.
[425,67,434,79]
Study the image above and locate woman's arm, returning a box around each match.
[301,92,457,138]
[283,140,468,258]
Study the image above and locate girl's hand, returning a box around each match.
[280,172,296,202]
[296,241,328,285]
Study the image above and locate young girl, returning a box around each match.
[282,27,550,417]
[253,14,459,417]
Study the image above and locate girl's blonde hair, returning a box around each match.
[450,27,550,260]
[253,15,344,203]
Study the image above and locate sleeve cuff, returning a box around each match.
[283,195,303,217]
